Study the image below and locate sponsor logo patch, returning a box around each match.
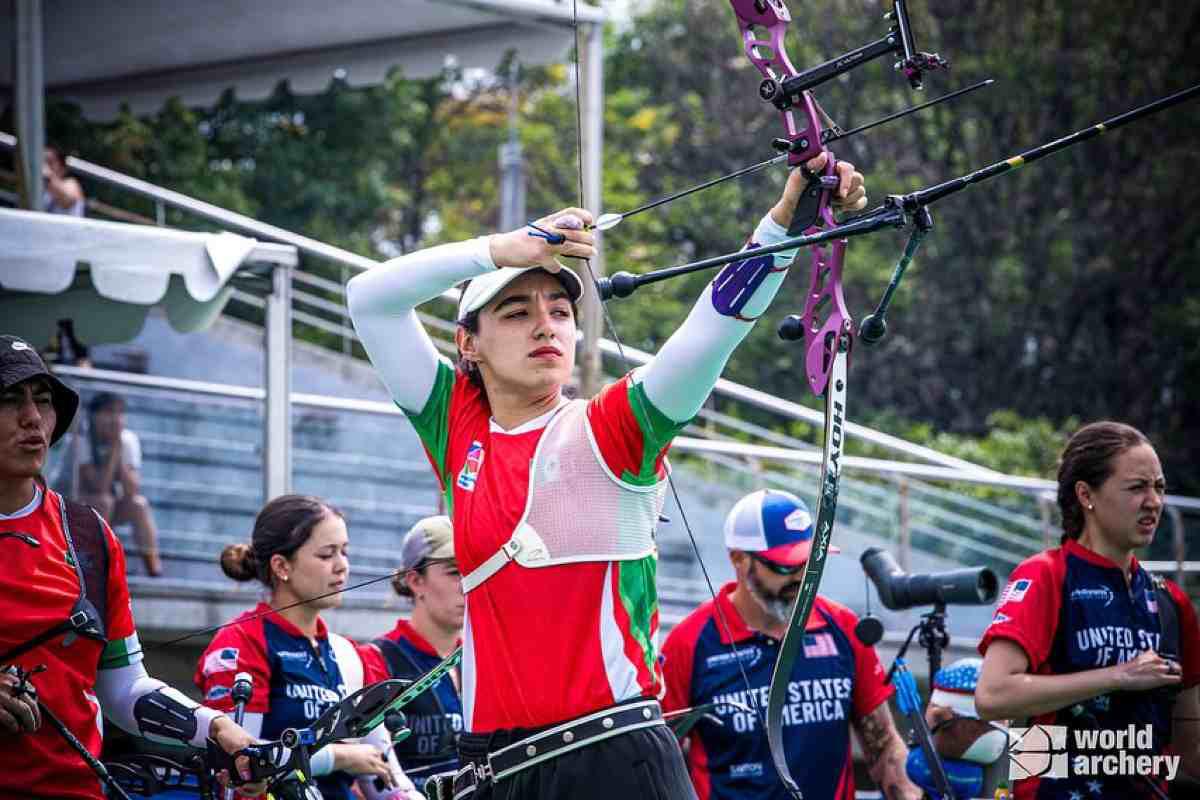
[784,508,812,532]
[277,650,314,668]
[991,612,1012,626]
[730,762,765,779]
[1070,587,1114,607]
[704,647,762,670]
[206,685,231,702]
[202,647,239,676]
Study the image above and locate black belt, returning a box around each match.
[446,699,665,798]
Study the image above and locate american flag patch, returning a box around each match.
[1146,590,1159,614]
[202,647,239,676]
[803,632,838,658]
[999,578,1032,605]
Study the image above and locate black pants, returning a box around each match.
[456,705,697,800]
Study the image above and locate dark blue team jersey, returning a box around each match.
[662,585,892,800]
[374,620,463,780]
[196,604,355,800]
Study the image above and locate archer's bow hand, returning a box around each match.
[489,207,596,272]
[0,667,41,738]
[209,714,268,796]
[769,154,868,228]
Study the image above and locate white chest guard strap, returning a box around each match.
[462,400,668,594]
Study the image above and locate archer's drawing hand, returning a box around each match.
[489,208,596,271]
[0,670,40,738]
[209,715,268,796]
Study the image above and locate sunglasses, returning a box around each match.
[749,552,807,576]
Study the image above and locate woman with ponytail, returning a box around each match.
[196,494,423,799]
[976,422,1200,798]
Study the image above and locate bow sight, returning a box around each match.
[736,0,947,166]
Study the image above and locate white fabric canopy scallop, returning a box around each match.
[0,208,297,347]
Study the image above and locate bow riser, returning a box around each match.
[800,238,851,397]
[731,0,851,399]
[731,1,819,166]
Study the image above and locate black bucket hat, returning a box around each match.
[0,335,80,444]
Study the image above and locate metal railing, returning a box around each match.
[53,366,1200,586]
[10,133,1199,585]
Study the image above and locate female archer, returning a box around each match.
[198,494,422,799]
[977,422,1200,798]
[347,154,865,799]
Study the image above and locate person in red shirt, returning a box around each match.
[198,494,422,800]
[367,515,465,781]
[348,157,866,798]
[0,335,258,799]
[661,489,919,800]
[977,421,1200,798]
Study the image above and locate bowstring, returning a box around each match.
[569,0,767,734]
[151,570,402,649]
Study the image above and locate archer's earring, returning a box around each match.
[282,574,289,582]
[1087,504,1094,511]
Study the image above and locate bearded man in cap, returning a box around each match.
[0,335,261,798]
[661,488,920,800]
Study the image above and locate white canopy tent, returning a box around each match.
[0,207,299,498]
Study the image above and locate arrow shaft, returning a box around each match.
[903,82,1200,209]
[610,153,788,225]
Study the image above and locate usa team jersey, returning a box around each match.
[661,583,893,800]
[0,487,139,799]
[369,619,464,775]
[404,364,684,732]
[979,539,1200,800]
[195,604,387,800]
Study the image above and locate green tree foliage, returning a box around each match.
[599,0,1200,493]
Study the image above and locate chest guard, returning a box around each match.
[461,400,668,594]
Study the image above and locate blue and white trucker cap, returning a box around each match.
[723,489,840,566]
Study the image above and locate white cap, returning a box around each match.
[456,266,585,322]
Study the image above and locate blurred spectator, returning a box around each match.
[43,321,90,499]
[47,319,91,369]
[42,146,85,217]
[77,392,162,576]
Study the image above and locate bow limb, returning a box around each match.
[764,344,848,798]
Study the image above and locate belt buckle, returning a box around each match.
[69,610,90,629]
[474,760,493,783]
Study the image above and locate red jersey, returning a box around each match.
[404,365,683,732]
[0,486,138,799]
